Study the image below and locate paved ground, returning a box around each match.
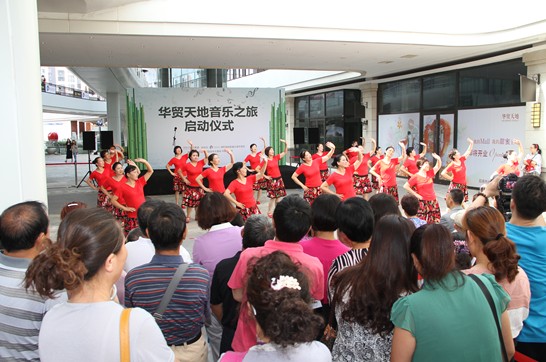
[45,153,451,254]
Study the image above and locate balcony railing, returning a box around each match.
[42,82,105,101]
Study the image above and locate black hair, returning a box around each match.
[512,175,546,220]
[242,214,275,249]
[311,194,340,232]
[273,195,311,242]
[299,149,310,160]
[250,143,257,149]
[92,157,101,165]
[137,199,165,234]
[148,203,187,251]
[331,154,346,168]
[0,201,49,252]
[368,193,401,224]
[448,188,465,205]
[188,149,200,159]
[400,194,420,217]
[264,146,273,157]
[406,147,414,156]
[232,162,244,176]
[173,145,182,154]
[111,161,122,172]
[100,150,108,158]
[335,197,374,243]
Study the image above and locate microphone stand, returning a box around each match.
[172,127,177,146]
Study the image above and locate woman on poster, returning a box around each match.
[291,142,336,204]
[196,148,235,193]
[180,149,209,222]
[351,137,376,200]
[489,139,524,179]
[224,160,268,221]
[523,143,542,176]
[441,138,474,202]
[260,137,288,217]
[369,142,407,202]
[320,147,363,200]
[244,139,267,202]
[312,143,332,182]
[400,142,427,178]
[166,140,193,206]
[403,154,442,224]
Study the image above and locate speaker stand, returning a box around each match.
[77,151,93,188]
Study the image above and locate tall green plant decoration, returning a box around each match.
[126,90,148,169]
[270,92,286,165]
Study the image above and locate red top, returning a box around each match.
[345,148,358,160]
[445,156,467,184]
[185,159,205,187]
[403,156,419,175]
[265,154,282,178]
[325,165,356,200]
[496,161,520,176]
[374,158,400,187]
[227,174,257,208]
[104,176,127,204]
[408,169,436,201]
[168,154,188,175]
[244,153,262,170]
[103,160,114,177]
[312,153,329,171]
[370,155,384,166]
[350,153,372,175]
[89,169,109,187]
[117,177,147,218]
[295,158,323,187]
[201,167,227,193]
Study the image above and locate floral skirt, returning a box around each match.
[353,174,372,195]
[371,175,380,191]
[448,182,468,202]
[97,191,113,211]
[303,186,322,204]
[253,178,268,191]
[319,169,330,183]
[183,185,205,208]
[380,185,399,203]
[266,177,287,199]
[417,199,441,224]
[112,206,126,225]
[173,176,186,193]
[124,216,139,235]
[238,205,261,221]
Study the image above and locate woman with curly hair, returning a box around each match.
[462,206,530,338]
[219,251,330,361]
[331,215,417,361]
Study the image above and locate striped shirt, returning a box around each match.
[124,254,210,345]
[0,253,66,362]
[327,248,368,302]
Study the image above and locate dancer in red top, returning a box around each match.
[321,147,363,200]
[224,161,267,221]
[110,158,154,234]
[291,141,336,204]
[244,139,267,203]
[441,138,474,202]
[369,141,407,202]
[490,139,524,179]
[166,140,193,206]
[101,144,124,177]
[180,149,208,223]
[260,137,288,217]
[101,161,128,224]
[400,142,427,178]
[351,137,376,200]
[370,147,384,192]
[312,143,332,182]
[85,157,111,209]
[343,140,359,160]
[196,148,235,193]
[403,153,442,224]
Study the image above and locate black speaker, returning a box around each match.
[308,128,320,144]
[293,128,305,144]
[82,131,96,151]
[100,131,114,149]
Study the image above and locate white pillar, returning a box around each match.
[107,92,122,146]
[0,0,47,212]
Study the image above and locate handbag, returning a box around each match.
[120,308,132,362]
[468,274,509,362]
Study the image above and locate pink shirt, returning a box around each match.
[227,240,324,352]
[325,165,356,200]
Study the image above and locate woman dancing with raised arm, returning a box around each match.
[245,139,268,203]
[196,148,235,193]
[320,147,362,200]
[369,141,407,202]
[85,157,111,210]
[400,142,427,178]
[166,140,193,206]
[261,137,288,217]
[181,149,208,223]
[441,138,474,202]
[312,143,332,182]
[351,137,376,200]
[291,142,335,204]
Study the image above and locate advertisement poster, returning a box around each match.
[423,114,454,168]
[378,113,420,156]
[457,107,525,188]
[132,88,283,168]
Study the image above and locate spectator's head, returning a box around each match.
[126,227,144,242]
[148,203,187,251]
[0,201,49,253]
[311,194,340,232]
[246,251,323,348]
[369,193,400,223]
[242,214,275,249]
[137,199,165,235]
[197,192,237,230]
[446,188,464,208]
[60,201,87,220]
[400,194,420,218]
[272,195,311,242]
[336,197,374,245]
[511,175,546,221]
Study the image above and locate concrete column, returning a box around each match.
[360,83,379,142]
[0,0,47,211]
[107,92,122,146]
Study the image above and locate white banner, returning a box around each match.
[132,88,283,168]
[378,113,420,156]
[458,106,525,187]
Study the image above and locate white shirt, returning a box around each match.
[124,237,192,273]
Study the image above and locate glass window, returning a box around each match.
[57,70,65,82]
[423,73,456,110]
[325,91,343,117]
[296,97,309,120]
[325,118,344,150]
[379,79,420,114]
[309,94,325,118]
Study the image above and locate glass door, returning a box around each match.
[422,113,455,182]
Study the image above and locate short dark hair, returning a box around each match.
[137,199,165,234]
[448,188,464,205]
[273,195,311,242]
[336,197,374,243]
[147,203,186,251]
[0,201,49,252]
[173,145,182,154]
[197,192,237,230]
[207,153,217,166]
[512,175,546,220]
[242,214,275,249]
[299,149,310,160]
[311,194,340,232]
[406,147,414,156]
[124,165,137,176]
[331,154,346,168]
[369,193,401,224]
[264,146,273,157]
[188,149,199,159]
[415,157,429,169]
[100,150,108,158]
[232,162,244,176]
[111,161,122,172]
[400,194,419,217]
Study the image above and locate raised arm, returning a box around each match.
[224,148,235,171]
[352,147,364,170]
[321,141,336,164]
[202,149,209,161]
[462,138,474,158]
[432,153,442,174]
[134,158,153,181]
[398,141,407,164]
[278,139,288,159]
[259,136,267,154]
[514,139,524,163]
[187,139,195,150]
[369,138,377,155]
[419,142,427,157]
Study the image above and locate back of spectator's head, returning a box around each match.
[400,194,419,217]
[336,197,374,243]
[311,194,340,232]
[273,195,311,242]
[147,203,186,251]
[410,224,455,283]
[126,227,145,242]
[137,199,165,235]
[0,201,48,252]
[197,192,237,230]
[230,213,245,227]
[60,201,87,220]
[511,175,546,220]
[369,193,401,223]
[242,214,275,249]
[448,188,464,206]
